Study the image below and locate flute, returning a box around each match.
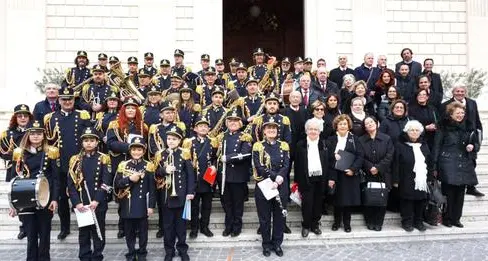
[84,181,103,241]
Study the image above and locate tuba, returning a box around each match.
[110,62,145,103]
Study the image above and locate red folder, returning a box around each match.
[203,166,217,185]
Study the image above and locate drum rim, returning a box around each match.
[35,176,50,208]
[7,177,18,210]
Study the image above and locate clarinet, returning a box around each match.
[84,181,103,241]
[274,192,288,217]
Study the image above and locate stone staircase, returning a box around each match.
[0,144,488,247]
[0,111,487,247]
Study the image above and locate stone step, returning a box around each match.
[1,207,487,232]
[1,220,488,247]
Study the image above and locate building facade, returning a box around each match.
[0,0,487,113]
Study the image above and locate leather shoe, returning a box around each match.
[452,222,464,228]
[57,230,70,240]
[402,224,414,232]
[367,225,374,230]
[414,223,426,232]
[331,223,340,231]
[344,226,351,233]
[301,228,309,237]
[201,227,214,237]
[442,221,452,227]
[466,187,485,197]
[164,253,174,261]
[284,225,291,234]
[189,230,198,239]
[257,227,261,235]
[231,231,241,237]
[263,248,271,257]
[17,231,27,240]
[117,230,125,238]
[179,253,190,261]
[156,230,164,238]
[312,227,322,235]
[137,255,147,261]
[222,229,231,237]
[274,246,284,257]
[374,226,382,231]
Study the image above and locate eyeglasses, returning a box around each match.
[314,108,325,111]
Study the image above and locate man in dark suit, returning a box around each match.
[440,86,484,197]
[354,53,381,91]
[395,48,422,79]
[422,58,443,110]
[329,55,355,88]
[313,67,339,99]
[296,73,322,109]
[33,83,60,121]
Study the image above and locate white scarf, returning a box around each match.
[406,142,428,192]
[307,137,322,177]
[351,111,366,121]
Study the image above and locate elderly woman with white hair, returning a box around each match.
[393,120,433,232]
[294,118,330,237]
[339,74,356,113]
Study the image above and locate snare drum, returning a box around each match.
[8,176,50,212]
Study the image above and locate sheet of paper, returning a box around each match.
[257,178,280,200]
[74,206,95,228]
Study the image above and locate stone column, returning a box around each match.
[1,0,46,115]
[193,0,223,66]
[466,0,488,72]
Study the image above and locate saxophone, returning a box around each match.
[257,56,277,93]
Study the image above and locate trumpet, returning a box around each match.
[164,151,177,197]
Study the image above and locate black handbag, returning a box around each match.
[362,182,389,207]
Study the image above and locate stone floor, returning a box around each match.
[2,237,488,261]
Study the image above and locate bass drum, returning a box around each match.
[8,176,50,212]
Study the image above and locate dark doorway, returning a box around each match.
[223,0,304,66]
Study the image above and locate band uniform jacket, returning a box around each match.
[44,110,92,173]
[217,131,253,184]
[11,146,60,213]
[327,133,364,206]
[148,122,186,158]
[114,159,156,219]
[251,114,292,144]
[182,136,218,193]
[252,141,290,198]
[1,127,27,181]
[154,148,196,208]
[68,152,112,212]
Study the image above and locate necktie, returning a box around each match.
[50,103,56,112]
[303,90,309,106]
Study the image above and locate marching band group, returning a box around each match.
[1,47,483,261]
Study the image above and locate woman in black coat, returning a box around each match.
[348,97,368,137]
[294,118,329,238]
[309,100,334,140]
[339,74,356,113]
[344,80,376,116]
[324,94,341,130]
[359,116,394,231]
[433,102,479,228]
[408,89,439,150]
[393,120,432,232]
[327,114,363,233]
[379,99,411,143]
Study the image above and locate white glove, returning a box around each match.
[221,155,227,163]
[275,175,284,185]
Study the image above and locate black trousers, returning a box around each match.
[334,206,352,227]
[221,182,246,233]
[363,206,387,226]
[190,192,213,231]
[123,217,148,259]
[58,171,70,232]
[163,206,188,256]
[117,204,124,232]
[23,209,53,261]
[78,210,106,261]
[400,198,426,226]
[255,190,285,250]
[19,215,25,232]
[444,184,466,224]
[299,181,324,229]
[156,189,165,232]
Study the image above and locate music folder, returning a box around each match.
[74,206,95,228]
[334,150,355,171]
